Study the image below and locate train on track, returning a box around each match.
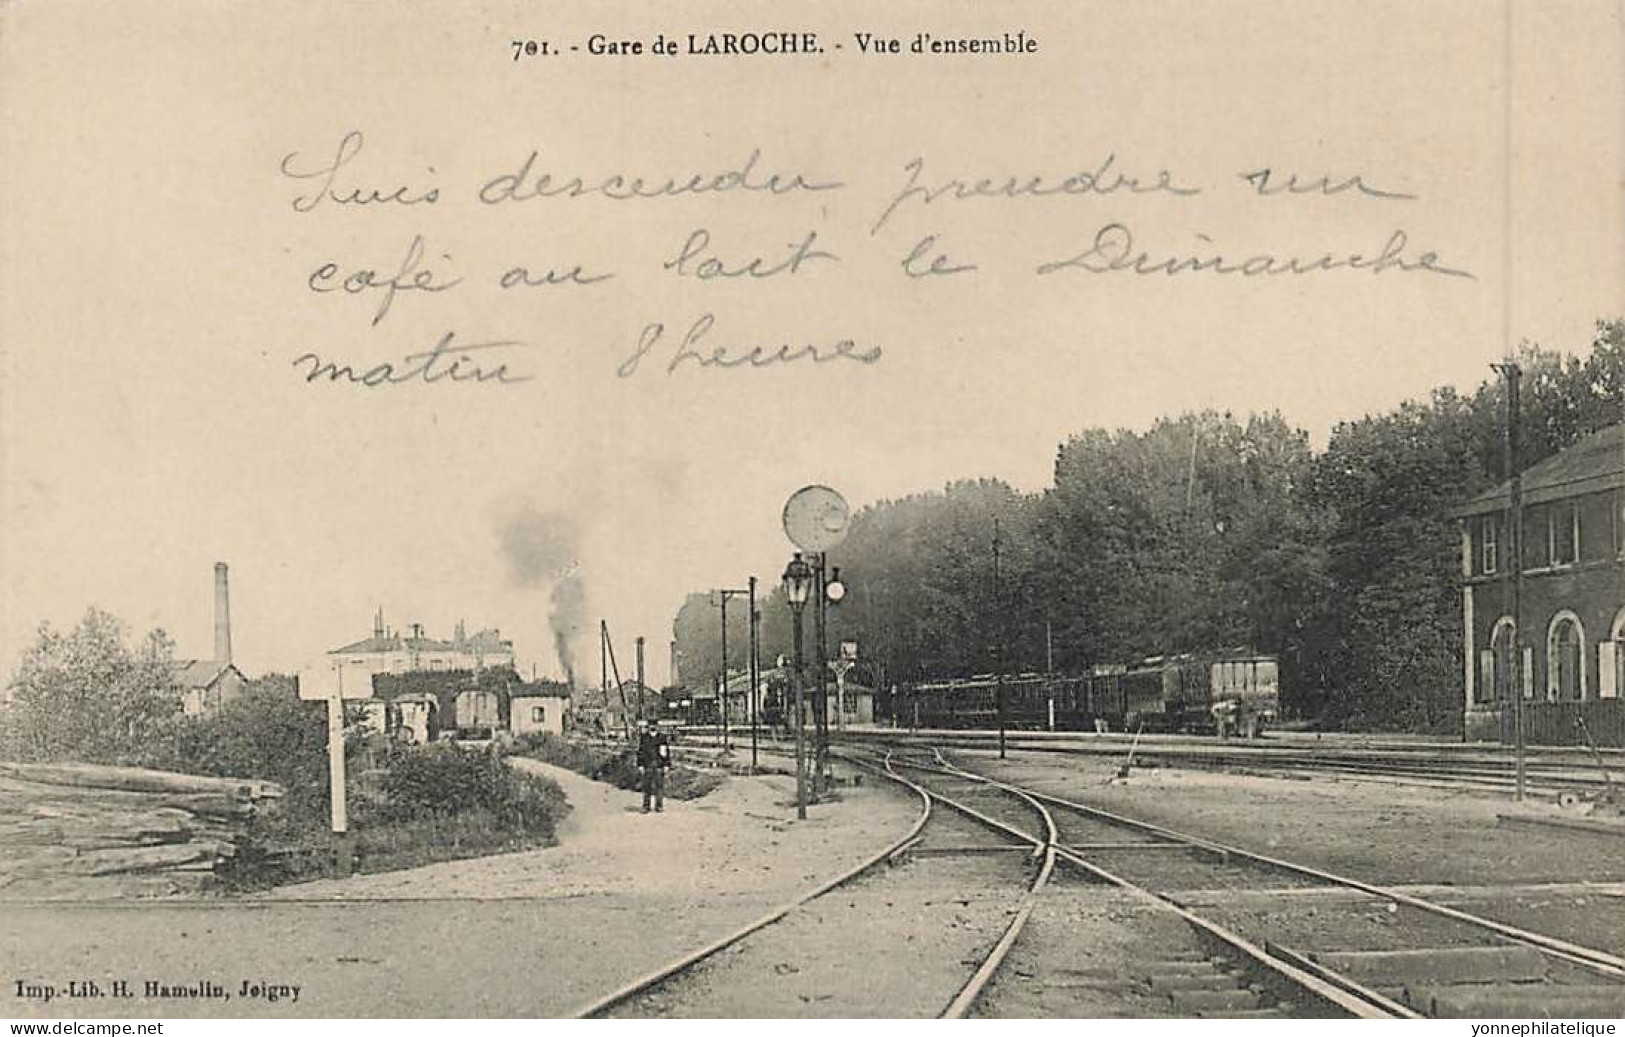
[898,651,1281,737]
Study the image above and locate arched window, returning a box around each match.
[1603,607,1625,700]
[1481,618,1517,704]
[1546,611,1586,701]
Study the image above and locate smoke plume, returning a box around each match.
[496,504,585,684]
[548,573,585,686]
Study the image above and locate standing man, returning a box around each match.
[637,720,670,813]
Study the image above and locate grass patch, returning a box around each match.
[135,691,572,891]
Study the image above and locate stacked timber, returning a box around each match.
[0,761,282,900]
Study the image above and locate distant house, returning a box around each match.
[1455,424,1625,745]
[329,611,515,676]
[510,693,569,736]
[172,660,248,717]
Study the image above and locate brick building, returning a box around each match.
[1456,424,1625,745]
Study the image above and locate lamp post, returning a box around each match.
[783,553,813,819]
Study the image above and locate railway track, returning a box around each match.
[835,729,1620,799]
[566,743,1625,1018]
[904,746,1625,1018]
[865,748,1409,1018]
[565,751,1047,1019]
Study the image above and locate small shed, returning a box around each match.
[173,660,248,717]
[511,694,569,736]
[833,682,876,727]
[390,692,440,743]
[452,687,502,735]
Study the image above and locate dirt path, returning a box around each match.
[4,760,922,1018]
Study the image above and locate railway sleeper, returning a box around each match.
[1145,972,1238,993]
[1041,958,1279,1015]
[1311,945,1549,985]
[1065,841,1188,852]
[1407,983,1625,1019]
[1142,959,1239,979]
[1166,987,1272,1013]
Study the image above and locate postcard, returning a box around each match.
[3,0,1623,1023]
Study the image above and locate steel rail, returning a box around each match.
[838,730,1613,793]
[836,750,1059,1018]
[940,752,1625,981]
[853,747,1413,1018]
[938,777,1058,1018]
[876,755,1045,854]
[925,751,1414,1020]
[565,752,932,1019]
[1047,841,1420,1019]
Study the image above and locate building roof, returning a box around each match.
[329,633,514,655]
[331,634,453,655]
[720,666,873,696]
[171,659,241,689]
[1456,424,1625,518]
[462,628,513,650]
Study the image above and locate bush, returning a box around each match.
[2,608,180,764]
[138,684,570,888]
[511,731,608,776]
[374,741,569,839]
[142,677,330,819]
[514,732,724,801]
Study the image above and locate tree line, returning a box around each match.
[672,318,1624,734]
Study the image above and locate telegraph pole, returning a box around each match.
[748,575,760,772]
[719,592,729,749]
[793,603,807,817]
[994,517,1006,759]
[814,554,831,793]
[635,637,646,722]
[1496,0,1524,803]
[1494,360,1526,801]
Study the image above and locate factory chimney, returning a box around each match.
[213,562,233,664]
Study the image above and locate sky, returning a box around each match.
[2,1,1621,687]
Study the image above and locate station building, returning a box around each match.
[1456,424,1625,745]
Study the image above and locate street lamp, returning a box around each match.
[783,553,813,819]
